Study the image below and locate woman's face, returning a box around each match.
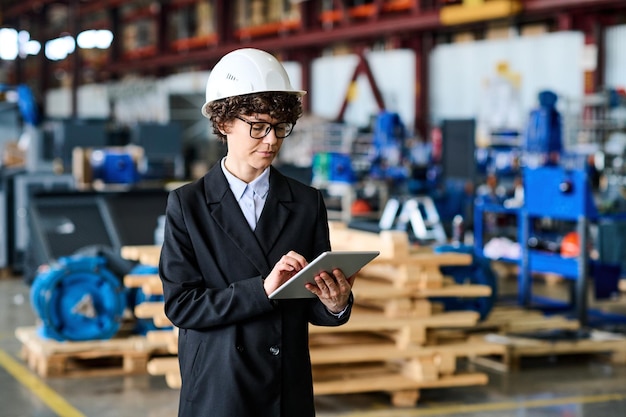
[223,113,285,183]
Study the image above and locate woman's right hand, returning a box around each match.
[264,251,308,296]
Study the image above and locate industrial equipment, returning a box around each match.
[30,255,128,341]
[474,89,626,329]
[519,165,624,325]
[30,245,164,341]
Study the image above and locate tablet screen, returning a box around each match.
[268,250,379,299]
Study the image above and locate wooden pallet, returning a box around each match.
[468,330,626,372]
[312,363,488,407]
[15,326,169,378]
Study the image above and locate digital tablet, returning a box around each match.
[268,250,380,300]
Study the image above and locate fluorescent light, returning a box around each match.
[45,35,76,60]
[0,28,18,60]
[77,29,114,49]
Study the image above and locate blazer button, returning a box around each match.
[236,345,244,352]
[269,345,280,356]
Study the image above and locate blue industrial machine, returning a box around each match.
[30,247,164,341]
[368,111,411,188]
[90,149,140,184]
[519,165,623,325]
[474,90,626,329]
[30,255,127,341]
[0,84,40,126]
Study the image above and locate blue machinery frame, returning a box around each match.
[474,165,626,328]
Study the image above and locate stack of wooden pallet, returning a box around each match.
[311,223,505,405]
[121,222,507,406]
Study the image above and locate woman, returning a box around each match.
[158,48,355,417]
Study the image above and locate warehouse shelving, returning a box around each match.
[0,1,620,75]
[2,0,626,133]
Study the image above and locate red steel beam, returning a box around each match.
[2,0,58,20]
[524,0,626,12]
[107,10,440,74]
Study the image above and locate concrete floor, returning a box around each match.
[3,276,626,417]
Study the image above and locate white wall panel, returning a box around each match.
[164,71,210,93]
[44,88,72,118]
[45,84,110,119]
[605,24,626,89]
[312,50,416,131]
[77,84,110,118]
[429,31,585,126]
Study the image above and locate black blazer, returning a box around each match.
[159,164,352,417]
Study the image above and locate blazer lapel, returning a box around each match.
[254,167,293,255]
[204,167,271,276]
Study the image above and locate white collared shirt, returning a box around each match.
[221,158,269,230]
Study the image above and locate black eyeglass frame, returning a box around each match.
[235,116,295,139]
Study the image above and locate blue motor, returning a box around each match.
[30,255,127,341]
[90,149,140,184]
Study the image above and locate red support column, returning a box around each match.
[404,33,432,140]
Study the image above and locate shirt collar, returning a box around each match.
[220,158,270,200]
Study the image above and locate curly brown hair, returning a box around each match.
[205,92,303,142]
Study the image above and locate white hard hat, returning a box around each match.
[201,48,306,118]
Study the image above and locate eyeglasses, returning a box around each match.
[235,116,294,139]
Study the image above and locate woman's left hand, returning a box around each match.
[305,268,356,314]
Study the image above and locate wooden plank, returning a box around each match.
[313,369,488,395]
[121,245,162,266]
[124,273,159,288]
[354,277,492,299]
[147,356,179,375]
[309,309,480,334]
[309,339,506,365]
[134,301,166,320]
[124,274,164,295]
[146,329,178,354]
[147,356,181,389]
